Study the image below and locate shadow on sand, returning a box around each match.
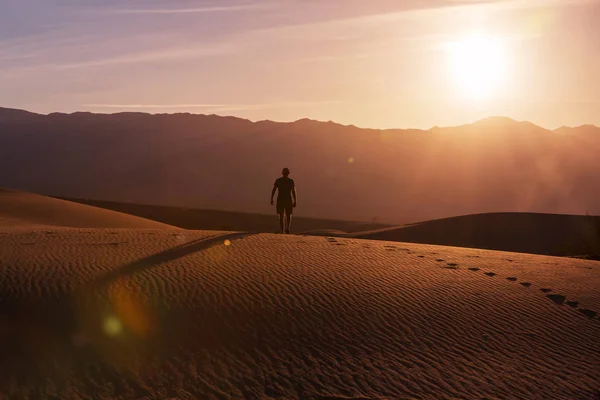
[89,231,251,290]
[0,231,253,382]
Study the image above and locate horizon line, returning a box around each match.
[0,105,598,132]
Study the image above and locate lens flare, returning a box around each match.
[103,316,123,336]
[109,278,155,338]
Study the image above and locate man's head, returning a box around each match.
[282,167,290,177]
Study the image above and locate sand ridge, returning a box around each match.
[1,229,599,399]
[60,198,600,258]
[0,188,176,229]
[347,213,600,257]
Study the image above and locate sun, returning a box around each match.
[447,34,508,100]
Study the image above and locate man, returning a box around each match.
[270,168,297,234]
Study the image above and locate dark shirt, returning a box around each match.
[274,177,295,203]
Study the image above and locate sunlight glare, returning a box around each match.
[447,34,508,100]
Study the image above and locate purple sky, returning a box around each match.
[1,0,599,129]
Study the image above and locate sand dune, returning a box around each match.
[59,197,389,233]
[1,229,598,399]
[58,199,600,258]
[347,213,600,257]
[0,188,175,229]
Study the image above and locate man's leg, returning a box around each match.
[286,213,292,234]
[278,213,285,233]
[285,203,293,234]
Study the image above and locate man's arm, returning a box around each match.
[292,183,297,207]
[270,182,278,205]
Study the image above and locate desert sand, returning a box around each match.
[0,188,175,229]
[348,213,600,258]
[1,192,599,399]
[59,198,600,258]
[59,198,389,234]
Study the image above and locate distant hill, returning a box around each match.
[346,212,600,257]
[61,198,389,233]
[553,124,600,146]
[1,107,599,224]
[0,188,175,229]
[59,197,600,257]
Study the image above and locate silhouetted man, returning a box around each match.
[270,168,297,234]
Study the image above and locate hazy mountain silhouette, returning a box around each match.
[554,124,600,145]
[0,107,598,224]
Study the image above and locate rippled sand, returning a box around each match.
[1,228,598,399]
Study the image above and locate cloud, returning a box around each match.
[83,101,346,113]
[83,104,234,108]
[52,43,232,70]
[49,0,582,71]
[0,41,232,74]
[98,3,269,15]
[437,0,599,12]
[3,0,596,74]
[252,0,597,32]
[229,0,598,54]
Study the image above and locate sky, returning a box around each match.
[1,0,599,129]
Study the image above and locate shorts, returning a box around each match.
[276,200,293,215]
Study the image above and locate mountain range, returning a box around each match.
[1,107,598,224]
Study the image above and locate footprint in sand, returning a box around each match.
[486,276,599,321]
[428,261,596,323]
[547,294,566,305]
[544,293,599,319]
[579,309,598,319]
[315,396,373,400]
